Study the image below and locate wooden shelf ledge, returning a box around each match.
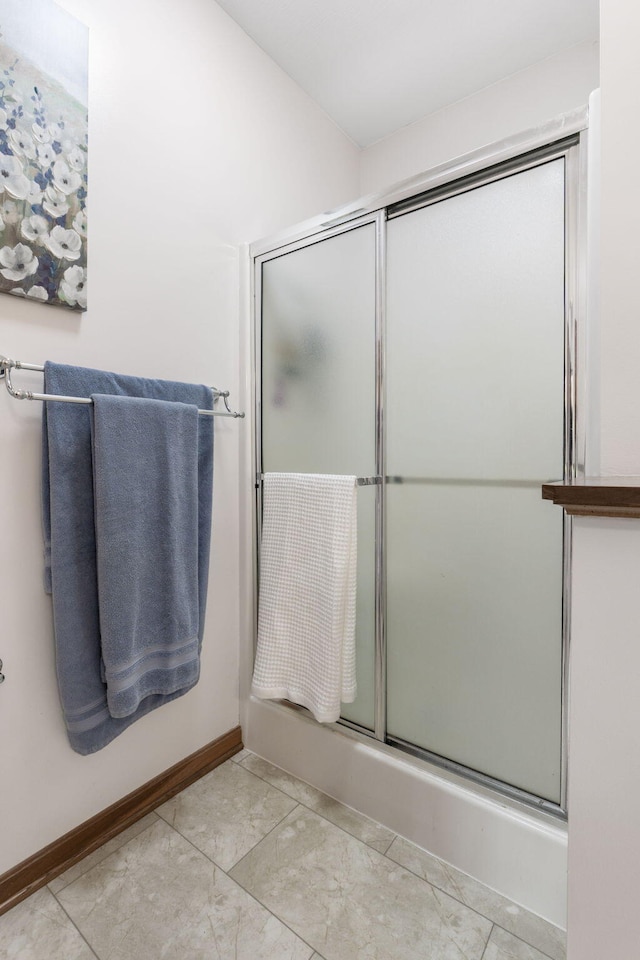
[542,478,640,518]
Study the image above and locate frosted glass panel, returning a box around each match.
[387,161,565,481]
[262,226,376,478]
[386,160,565,803]
[387,484,562,801]
[261,225,376,729]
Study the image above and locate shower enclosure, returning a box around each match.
[253,122,586,817]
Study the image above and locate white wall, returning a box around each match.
[598,3,640,474]
[0,0,359,876]
[568,520,640,958]
[567,3,640,957]
[360,40,599,196]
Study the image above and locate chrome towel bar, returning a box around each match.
[0,354,245,418]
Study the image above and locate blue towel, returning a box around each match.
[91,394,201,719]
[41,362,214,754]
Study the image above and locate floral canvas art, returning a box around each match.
[0,0,87,310]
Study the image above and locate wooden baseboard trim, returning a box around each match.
[0,725,243,917]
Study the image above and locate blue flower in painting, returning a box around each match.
[0,243,39,281]
[34,250,57,295]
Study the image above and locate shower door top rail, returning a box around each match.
[250,107,588,261]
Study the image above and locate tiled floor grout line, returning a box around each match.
[479,922,496,960]
[381,834,396,856]
[490,923,559,960]
[48,891,101,960]
[222,802,302,877]
[238,756,399,855]
[225,855,320,958]
[378,851,502,930]
[155,792,300,875]
[378,848,564,959]
[160,808,319,958]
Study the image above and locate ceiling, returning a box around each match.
[215,0,599,147]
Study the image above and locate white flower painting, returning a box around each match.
[0,0,87,310]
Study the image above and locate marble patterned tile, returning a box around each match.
[483,925,553,960]
[230,805,492,960]
[48,813,158,894]
[240,754,327,806]
[232,747,254,763]
[0,886,97,960]
[386,836,566,960]
[241,754,396,854]
[56,818,313,960]
[156,758,298,870]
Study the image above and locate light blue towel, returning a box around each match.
[91,394,201,719]
[41,362,214,755]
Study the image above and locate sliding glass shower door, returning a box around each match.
[256,137,578,811]
[260,223,378,730]
[385,159,566,804]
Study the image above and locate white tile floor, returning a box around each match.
[0,750,566,960]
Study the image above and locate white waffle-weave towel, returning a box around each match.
[252,473,357,723]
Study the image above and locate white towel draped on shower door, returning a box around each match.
[252,473,357,723]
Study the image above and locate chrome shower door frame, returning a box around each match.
[251,107,589,820]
